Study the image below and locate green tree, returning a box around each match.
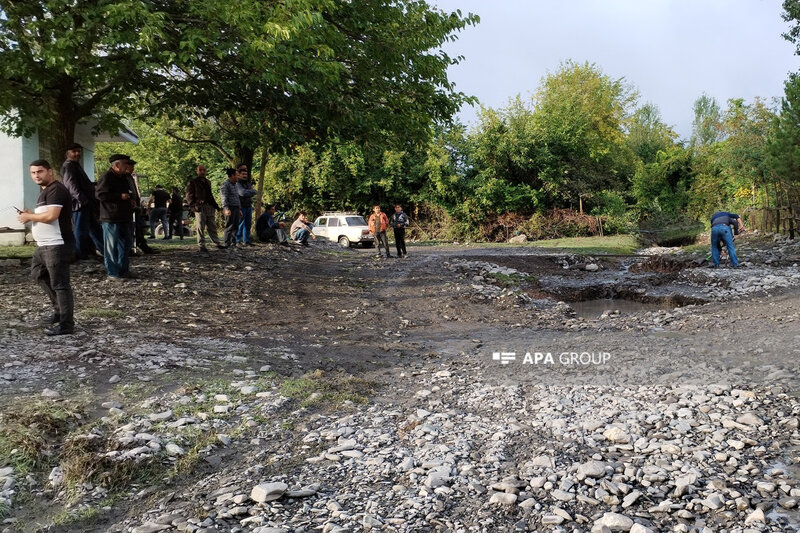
[767,73,800,196]
[530,61,638,205]
[0,0,169,156]
[690,93,723,147]
[627,102,678,164]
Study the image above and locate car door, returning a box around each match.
[313,217,328,240]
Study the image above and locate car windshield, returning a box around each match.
[345,216,367,226]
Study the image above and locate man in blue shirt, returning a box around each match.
[710,211,744,268]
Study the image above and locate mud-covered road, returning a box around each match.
[1,235,800,532]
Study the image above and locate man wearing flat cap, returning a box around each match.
[60,143,104,261]
[95,154,135,280]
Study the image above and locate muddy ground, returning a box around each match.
[1,234,799,532]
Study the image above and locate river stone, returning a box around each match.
[594,512,634,532]
[251,482,288,503]
[603,426,631,444]
[736,413,764,426]
[577,461,607,478]
[745,508,766,525]
[489,492,517,505]
[630,525,654,533]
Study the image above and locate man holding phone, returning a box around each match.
[17,159,75,335]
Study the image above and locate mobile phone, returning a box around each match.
[12,205,22,213]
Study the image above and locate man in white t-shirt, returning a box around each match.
[17,159,75,335]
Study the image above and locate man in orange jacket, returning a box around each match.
[368,204,392,258]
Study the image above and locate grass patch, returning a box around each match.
[279,369,373,408]
[0,399,87,476]
[0,244,34,259]
[80,307,125,319]
[485,272,526,288]
[528,234,640,255]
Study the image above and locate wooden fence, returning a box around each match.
[745,205,800,239]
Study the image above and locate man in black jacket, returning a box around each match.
[60,143,103,260]
[186,164,224,252]
[96,154,135,280]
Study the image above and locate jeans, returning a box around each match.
[223,208,241,247]
[237,206,253,243]
[294,228,310,243]
[102,222,133,277]
[393,227,407,256]
[711,224,738,267]
[375,231,390,256]
[195,204,221,248]
[31,244,74,329]
[72,208,104,259]
[149,207,168,238]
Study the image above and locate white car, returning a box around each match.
[312,212,375,248]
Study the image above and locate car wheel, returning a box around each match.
[338,236,351,248]
[363,242,374,248]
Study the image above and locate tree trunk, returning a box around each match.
[234,143,254,172]
[255,146,269,219]
[51,81,76,172]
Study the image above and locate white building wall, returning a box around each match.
[0,132,30,245]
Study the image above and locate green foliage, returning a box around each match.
[627,103,678,164]
[632,145,693,214]
[690,93,723,148]
[766,73,800,190]
[530,61,638,204]
[0,0,168,153]
[688,97,776,219]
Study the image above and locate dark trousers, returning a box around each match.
[375,231,390,256]
[258,227,287,243]
[168,210,183,239]
[133,209,149,249]
[149,207,168,238]
[393,227,407,256]
[224,208,241,246]
[72,208,104,259]
[31,244,74,329]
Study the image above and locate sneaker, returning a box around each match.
[216,243,227,249]
[44,324,74,336]
[301,241,310,247]
[107,275,127,282]
[246,242,255,247]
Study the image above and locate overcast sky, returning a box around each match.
[434,0,799,140]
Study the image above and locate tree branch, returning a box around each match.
[165,130,233,160]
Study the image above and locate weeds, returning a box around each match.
[0,399,86,475]
[279,369,373,408]
[485,272,525,288]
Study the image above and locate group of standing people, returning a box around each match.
[186,163,257,251]
[369,204,409,258]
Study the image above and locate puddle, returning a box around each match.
[570,298,675,320]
